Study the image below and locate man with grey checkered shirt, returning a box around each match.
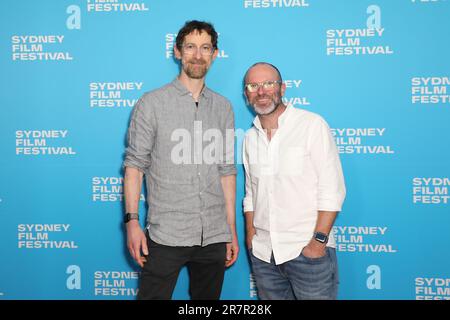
[122,21,239,300]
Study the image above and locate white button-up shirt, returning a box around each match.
[243,105,346,265]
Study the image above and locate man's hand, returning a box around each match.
[301,239,327,259]
[126,220,148,267]
[225,232,239,267]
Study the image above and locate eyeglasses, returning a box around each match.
[245,80,282,93]
[182,43,215,56]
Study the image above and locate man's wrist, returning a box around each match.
[125,219,141,230]
[309,239,326,248]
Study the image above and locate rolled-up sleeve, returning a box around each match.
[123,96,156,173]
[308,117,346,212]
[218,102,237,177]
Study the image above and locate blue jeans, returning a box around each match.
[250,247,339,300]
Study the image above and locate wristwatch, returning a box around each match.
[313,232,329,244]
[124,213,139,224]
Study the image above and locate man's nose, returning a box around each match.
[257,85,265,95]
[195,48,202,59]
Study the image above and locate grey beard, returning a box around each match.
[252,99,281,115]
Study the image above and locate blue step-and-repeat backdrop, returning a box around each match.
[0,0,449,300]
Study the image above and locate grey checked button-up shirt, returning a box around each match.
[123,79,236,247]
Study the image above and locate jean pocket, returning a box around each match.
[300,248,330,264]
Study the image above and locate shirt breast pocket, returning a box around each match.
[280,146,309,176]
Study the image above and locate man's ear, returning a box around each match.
[243,92,249,105]
[174,46,182,60]
[280,82,286,97]
[211,48,219,61]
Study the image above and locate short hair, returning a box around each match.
[244,62,283,83]
[176,20,218,51]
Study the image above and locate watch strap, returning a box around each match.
[124,213,139,224]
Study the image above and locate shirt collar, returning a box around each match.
[171,78,211,99]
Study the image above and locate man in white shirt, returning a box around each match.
[242,62,346,300]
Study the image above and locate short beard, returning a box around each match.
[183,59,208,79]
[253,101,278,115]
[250,92,282,116]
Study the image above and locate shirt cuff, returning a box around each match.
[243,197,254,213]
[122,159,147,173]
[317,201,343,212]
[218,164,237,177]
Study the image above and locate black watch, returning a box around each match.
[313,232,329,244]
[124,213,139,224]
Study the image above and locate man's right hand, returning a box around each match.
[126,220,148,267]
[246,226,256,250]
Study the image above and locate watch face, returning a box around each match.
[315,232,328,243]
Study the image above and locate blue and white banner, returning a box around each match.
[0,0,449,300]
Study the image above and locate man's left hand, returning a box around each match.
[301,240,327,259]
